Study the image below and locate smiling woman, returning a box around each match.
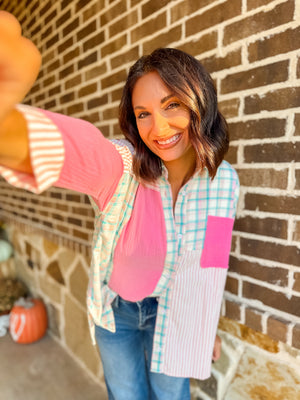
[0,13,239,400]
[132,71,196,200]
[119,48,229,184]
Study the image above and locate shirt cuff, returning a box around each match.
[0,104,64,194]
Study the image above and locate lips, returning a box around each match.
[155,133,182,148]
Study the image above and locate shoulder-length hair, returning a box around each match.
[119,48,229,182]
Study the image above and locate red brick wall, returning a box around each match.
[0,0,299,348]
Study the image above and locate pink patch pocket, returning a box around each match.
[200,215,234,269]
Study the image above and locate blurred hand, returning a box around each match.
[0,11,41,122]
[212,334,222,362]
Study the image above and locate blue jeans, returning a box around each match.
[95,296,190,400]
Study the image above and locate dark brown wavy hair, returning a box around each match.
[119,48,229,182]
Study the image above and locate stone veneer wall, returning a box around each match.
[0,0,299,397]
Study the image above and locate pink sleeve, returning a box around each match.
[0,105,125,210]
[42,109,124,208]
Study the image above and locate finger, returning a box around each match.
[0,11,22,37]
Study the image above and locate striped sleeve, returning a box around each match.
[0,104,64,193]
[0,105,126,208]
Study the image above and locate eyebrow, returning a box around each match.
[134,94,175,110]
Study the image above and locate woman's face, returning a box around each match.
[132,71,195,169]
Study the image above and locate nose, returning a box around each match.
[151,111,169,137]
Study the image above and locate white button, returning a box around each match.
[178,234,183,239]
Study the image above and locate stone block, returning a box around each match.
[224,347,300,400]
[39,273,62,304]
[64,294,101,376]
[69,260,89,307]
[218,317,279,353]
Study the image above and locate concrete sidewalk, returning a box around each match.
[0,333,107,400]
[1,329,300,400]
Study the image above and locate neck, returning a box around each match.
[163,149,197,208]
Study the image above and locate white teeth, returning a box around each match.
[157,134,180,145]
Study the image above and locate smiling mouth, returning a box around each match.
[156,133,181,146]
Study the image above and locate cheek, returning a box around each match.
[169,114,190,129]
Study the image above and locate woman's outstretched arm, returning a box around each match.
[0,11,127,208]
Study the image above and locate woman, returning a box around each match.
[0,11,239,400]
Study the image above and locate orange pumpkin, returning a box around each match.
[9,298,48,344]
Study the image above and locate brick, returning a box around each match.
[219,98,240,119]
[82,1,105,21]
[229,256,288,287]
[67,103,84,115]
[247,0,274,10]
[143,26,182,55]
[85,63,107,81]
[73,229,90,241]
[176,31,217,59]
[292,324,300,349]
[293,221,300,242]
[77,20,97,41]
[63,47,80,64]
[142,0,170,19]
[111,87,123,103]
[48,86,61,97]
[101,69,128,89]
[245,308,262,332]
[293,272,300,292]
[225,276,239,295]
[109,10,138,38]
[58,37,74,54]
[47,59,60,73]
[44,100,56,109]
[244,142,300,163]
[225,300,241,321]
[101,34,127,58]
[295,114,300,136]
[186,0,242,37]
[40,1,52,17]
[228,118,286,140]
[235,215,288,239]
[171,0,213,23]
[243,281,300,317]
[100,1,127,26]
[87,94,109,110]
[78,83,97,97]
[297,57,300,79]
[201,49,242,74]
[78,52,97,69]
[103,106,118,120]
[60,93,75,104]
[83,32,105,52]
[248,26,300,62]
[221,60,289,94]
[267,315,288,343]
[131,12,166,43]
[111,47,139,69]
[59,65,74,80]
[63,18,80,37]
[65,74,82,90]
[237,168,288,190]
[41,26,52,41]
[46,33,59,49]
[76,0,92,12]
[65,193,82,202]
[67,217,82,227]
[223,0,294,45]
[240,238,300,267]
[245,87,300,114]
[56,9,71,28]
[224,145,238,165]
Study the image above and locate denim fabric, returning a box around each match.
[95,296,190,400]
